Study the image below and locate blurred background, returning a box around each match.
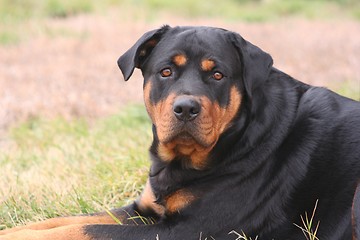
[0,0,360,228]
[0,0,359,131]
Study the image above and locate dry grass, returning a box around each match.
[0,12,358,140]
[0,10,359,132]
[0,105,151,228]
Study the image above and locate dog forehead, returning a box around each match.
[155,27,236,60]
[145,27,239,72]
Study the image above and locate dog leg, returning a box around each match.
[0,203,142,235]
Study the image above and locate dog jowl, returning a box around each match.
[1,25,360,240]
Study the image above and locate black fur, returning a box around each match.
[86,26,360,239]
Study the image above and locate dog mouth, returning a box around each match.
[172,132,196,145]
[161,123,215,148]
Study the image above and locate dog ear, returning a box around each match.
[230,32,273,98]
[118,25,170,81]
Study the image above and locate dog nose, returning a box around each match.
[173,97,201,121]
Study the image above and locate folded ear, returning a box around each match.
[229,32,273,98]
[117,25,171,81]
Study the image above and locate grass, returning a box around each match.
[226,200,320,240]
[229,230,258,240]
[335,80,360,101]
[294,200,320,240]
[0,105,152,229]
[143,0,360,22]
[0,105,327,235]
[1,0,359,21]
[0,0,359,45]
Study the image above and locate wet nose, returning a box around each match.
[173,96,201,121]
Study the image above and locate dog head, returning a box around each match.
[118,26,273,169]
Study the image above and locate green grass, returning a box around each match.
[294,200,320,240]
[0,103,348,237]
[0,0,101,20]
[142,0,360,22]
[335,80,360,101]
[0,0,359,45]
[1,0,359,21]
[229,230,258,240]
[0,105,326,236]
[0,105,152,228]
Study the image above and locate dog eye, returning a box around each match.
[213,71,224,80]
[160,68,172,78]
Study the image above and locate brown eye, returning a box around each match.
[160,68,172,77]
[213,71,224,80]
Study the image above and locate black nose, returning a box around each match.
[173,97,201,121]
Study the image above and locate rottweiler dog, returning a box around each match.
[1,25,360,240]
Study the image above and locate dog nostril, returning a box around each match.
[173,97,201,121]
[174,105,183,114]
[190,106,199,115]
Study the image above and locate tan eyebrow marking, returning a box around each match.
[201,59,215,71]
[173,54,187,66]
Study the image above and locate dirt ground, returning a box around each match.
[0,12,359,132]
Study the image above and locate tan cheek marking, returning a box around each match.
[143,81,154,122]
[144,82,177,142]
[209,86,241,139]
[153,93,177,142]
[173,54,187,66]
[218,86,242,133]
[198,96,219,146]
[201,59,215,71]
[137,180,165,216]
[165,189,196,214]
[187,89,241,169]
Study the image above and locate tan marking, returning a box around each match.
[152,94,216,167]
[137,180,165,216]
[144,81,178,162]
[186,87,241,168]
[0,224,90,240]
[0,214,119,235]
[144,78,241,169]
[188,147,214,169]
[159,140,216,169]
[151,93,177,143]
[173,54,187,66]
[201,59,215,72]
[217,86,242,134]
[143,81,154,122]
[144,81,177,144]
[158,142,177,162]
[176,145,195,155]
[165,189,196,214]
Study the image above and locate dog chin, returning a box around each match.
[163,131,214,149]
[173,132,197,145]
